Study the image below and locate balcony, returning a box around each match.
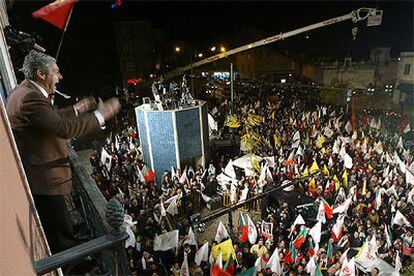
[34,147,130,275]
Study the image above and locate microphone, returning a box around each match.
[55,90,71,99]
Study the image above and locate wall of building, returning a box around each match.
[114,21,163,87]
[322,63,376,88]
[1,98,52,276]
[234,48,319,82]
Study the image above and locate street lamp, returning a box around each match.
[210,46,216,52]
[198,53,203,58]
[175,46,180,53]
[220,46,226,52]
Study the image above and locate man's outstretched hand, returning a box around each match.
[97,97,121,121]
[73,96,97,114]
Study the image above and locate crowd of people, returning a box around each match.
[88,81,413,275]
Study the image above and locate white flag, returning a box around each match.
[316,201,326,224]
[351,131,357,141]
[306,256,317,276]
[246,213,258,244]
[403,123,411,133]
[293,130,300,141]
[215,252,223,268]
[214,221,229,242]
[224,159,237,179]
[340,257,355,276]
[406,169,414,185]
[392,210,413,228]
[187,227,197,245]
[345,121,353,134]
[385,185,399,199]
[154,230,179,251]
[264,156,275,168]
[309,221,322,244]
[180,253,190,276]
[333,197,352,214]
[160,201,166,217]
[293,214,306,226]
[266,248,282,274]
[195,242,209,265]
[395,252,402,273]
[179,168,188,184]
[166,197,179,215]
[344,154,353,169]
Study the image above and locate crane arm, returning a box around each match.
[164,7,378,80]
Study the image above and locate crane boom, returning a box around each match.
[164,7,378,80]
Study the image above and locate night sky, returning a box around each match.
[6,1,414,97]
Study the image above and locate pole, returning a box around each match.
[194,173,320,225]
[55,5,74,61]
[230,63,234,115]
[190,53,194,95]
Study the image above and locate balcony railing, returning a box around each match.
[34,147,130,275]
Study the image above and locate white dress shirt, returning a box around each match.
[29,80,105,128]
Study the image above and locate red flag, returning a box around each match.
[32,0,79,30]
[211,265,232,276]
[142,165,156,183]
[321,198,333,219]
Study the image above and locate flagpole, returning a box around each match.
[55,4,74,61]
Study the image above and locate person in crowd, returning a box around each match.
[89,77,413,275]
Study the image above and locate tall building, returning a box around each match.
[393,52,414,106]
[114,21,163,87]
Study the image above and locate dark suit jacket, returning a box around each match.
[6,79,101,195]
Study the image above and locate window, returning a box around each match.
[123,43,132,55]
[404,64,411,75]
[126,62,135,72]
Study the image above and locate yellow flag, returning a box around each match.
[321,147,326,155]
[316,136,326,148]
[271,111,276,120]
[342,170,348,188]
[274,134,281,148]
[302,167,309,177]
[356,242,367,258]
[309,177,316,189]
[289,117,294,125]
[368,164,373,171]
[323,165,330,177]
[212,238,236,261]
[333,175,340,191]
[310,161,320,174]
[362,179,367,196]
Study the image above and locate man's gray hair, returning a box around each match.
[21,51,56,80]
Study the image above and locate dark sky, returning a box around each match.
[6,1,414,96]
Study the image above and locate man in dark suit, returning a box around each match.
[6,51,121,253]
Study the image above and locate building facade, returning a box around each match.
[320,48,398,89]
[114,21,163,87]
[234,48,320,82]
[393,52,414,105]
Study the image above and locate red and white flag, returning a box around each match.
[245,214,258,245]
[215,221,230,242]
[332,215,345,242]
[32,0,79,30]
[339,257,356,276]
